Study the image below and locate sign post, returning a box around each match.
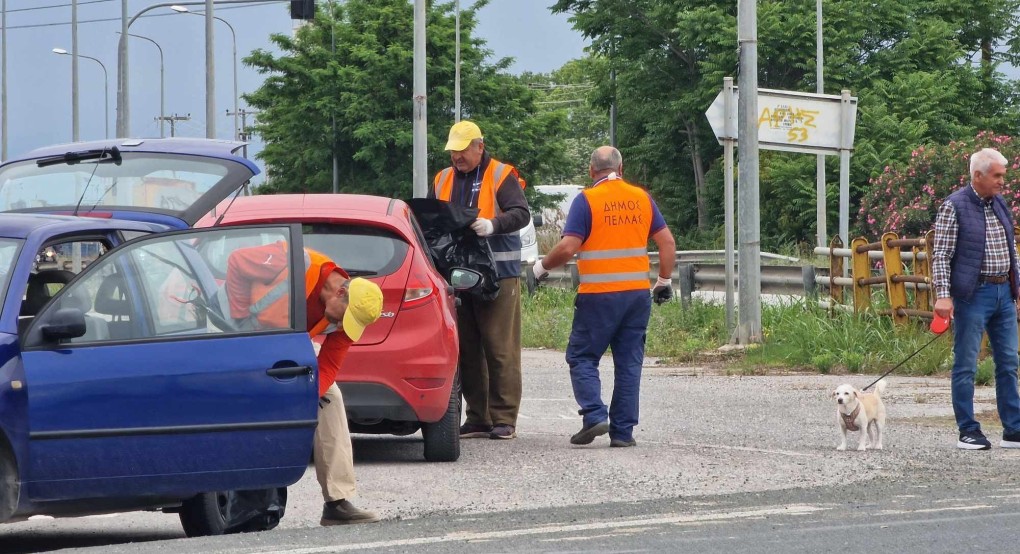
[706,83,858,332]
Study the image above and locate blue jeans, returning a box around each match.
[951,281,1020,435]
[565,290,651,442]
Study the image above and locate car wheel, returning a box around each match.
[179,487,287,537]
[422,371,462,462]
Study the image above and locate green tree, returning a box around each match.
[553,0,1020,247]
[244,0,570,199]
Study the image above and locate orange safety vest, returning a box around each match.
[576,178,654,294]
[247,247,335,335]
[433,158,525,278]
[433,158,524,219]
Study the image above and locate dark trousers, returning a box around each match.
[565,290,651,442]
[458,277,522,427]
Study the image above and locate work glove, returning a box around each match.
[470,218,495,237]
[532,259,549,281]
[652,276,673,305]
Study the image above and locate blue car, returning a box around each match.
[0,139,319,536]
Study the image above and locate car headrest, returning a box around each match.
[94,273,131,317]
[21,269,76,317]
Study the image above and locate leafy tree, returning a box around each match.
[244,0,570,200]
[552,0,1020,247]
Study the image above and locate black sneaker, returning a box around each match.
[570,421,609,445]
[610,438,637,448]
[489,424,516,440]
[1001,432,1020,449]
[958,431,991,450]
[459,423,492,438]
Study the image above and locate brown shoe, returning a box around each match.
[459,422,492,438]
[320,499,380,526]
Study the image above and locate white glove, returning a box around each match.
[470,218,495,237]
[532,259,549,281]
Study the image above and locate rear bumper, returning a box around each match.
[339,383,421,422]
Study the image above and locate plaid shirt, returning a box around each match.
[932,186,1014,298]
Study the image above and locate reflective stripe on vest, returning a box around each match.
[577,178,654,294]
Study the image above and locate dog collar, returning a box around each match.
[842,404,861,432]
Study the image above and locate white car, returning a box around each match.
[520,217,539,264]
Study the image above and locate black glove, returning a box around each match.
[656,277,673,308]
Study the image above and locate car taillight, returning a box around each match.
[402,270,435,309]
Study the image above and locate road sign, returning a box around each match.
[705,87,857,155]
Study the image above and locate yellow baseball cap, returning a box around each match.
[444,120,483,151]
[343,277,383,342]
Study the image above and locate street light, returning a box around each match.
[119,32,165,138]
[171,5,238,141]
[53,47,108,139]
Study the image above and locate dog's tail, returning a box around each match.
[874,378,888,396]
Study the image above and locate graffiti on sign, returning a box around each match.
[758,105,820,144]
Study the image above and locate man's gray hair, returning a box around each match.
[590,146,623,172]
[970,147,1008,177]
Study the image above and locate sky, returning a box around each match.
[0,0,589,176]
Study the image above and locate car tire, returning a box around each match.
[179,488,287,537]
[422,371,461,462]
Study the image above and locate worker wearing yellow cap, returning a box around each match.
[430,120,531,441]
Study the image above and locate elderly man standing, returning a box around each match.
[532,146,676,447]
[429,120,531,440]
[932,147,1020,451]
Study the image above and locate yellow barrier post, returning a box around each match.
[851,237,871,312]
[914,230,933,312]
[882,232,908,326]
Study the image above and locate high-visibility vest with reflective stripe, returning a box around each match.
[433,158,524,279]
[577,178,654,294]
[250,248,337,336]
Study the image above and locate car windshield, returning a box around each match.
[0,154,232,214]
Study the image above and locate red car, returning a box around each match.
[197,194,465,462]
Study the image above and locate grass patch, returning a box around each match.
[522,285,956,378]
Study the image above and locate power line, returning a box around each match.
[2,1,287,31]
[6,0,113,14]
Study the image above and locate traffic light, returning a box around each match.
[290,0,315,20]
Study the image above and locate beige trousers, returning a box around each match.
[314,383,357,502]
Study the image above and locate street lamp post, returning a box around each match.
[53,48,108,140]
[117,0,277,138]
[119,32,165,138]
[171,5,238,140]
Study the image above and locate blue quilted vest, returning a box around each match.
[947,186,1019,301]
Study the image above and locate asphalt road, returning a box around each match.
[3,348,1018,553]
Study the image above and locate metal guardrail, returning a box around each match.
[524,251,812,298]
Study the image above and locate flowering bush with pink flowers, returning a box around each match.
[858,131,1020,238]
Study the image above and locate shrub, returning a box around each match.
[858,131,1020,238]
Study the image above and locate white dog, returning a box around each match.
[831,379,887,451]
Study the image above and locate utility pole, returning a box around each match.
[205,0,216,139]
[412,0,427,198]
[156,113,190,137]
[72,0,79,141]
[736,0,762,344]
[815,0,826,248]
[2,0,7,160]
[228,107,258,158]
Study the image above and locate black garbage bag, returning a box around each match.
[406,198,500,301]
[221,487,287,533]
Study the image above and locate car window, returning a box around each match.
[0,238,22,306]
[25,226,297,346]
[34,239,108,273]
[406,212,439,272]
[302,224,409,277]
[0,154,229,212]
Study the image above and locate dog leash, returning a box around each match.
[861,330,948,391]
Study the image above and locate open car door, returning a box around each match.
[18,224,317,501]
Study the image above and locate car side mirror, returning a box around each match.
[533,214,544,228]
[449,268,482,292]
[40,308,87,341]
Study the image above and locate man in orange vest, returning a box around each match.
[225,243,383,525]
[430,120,531,440]
[532,146,676,447]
